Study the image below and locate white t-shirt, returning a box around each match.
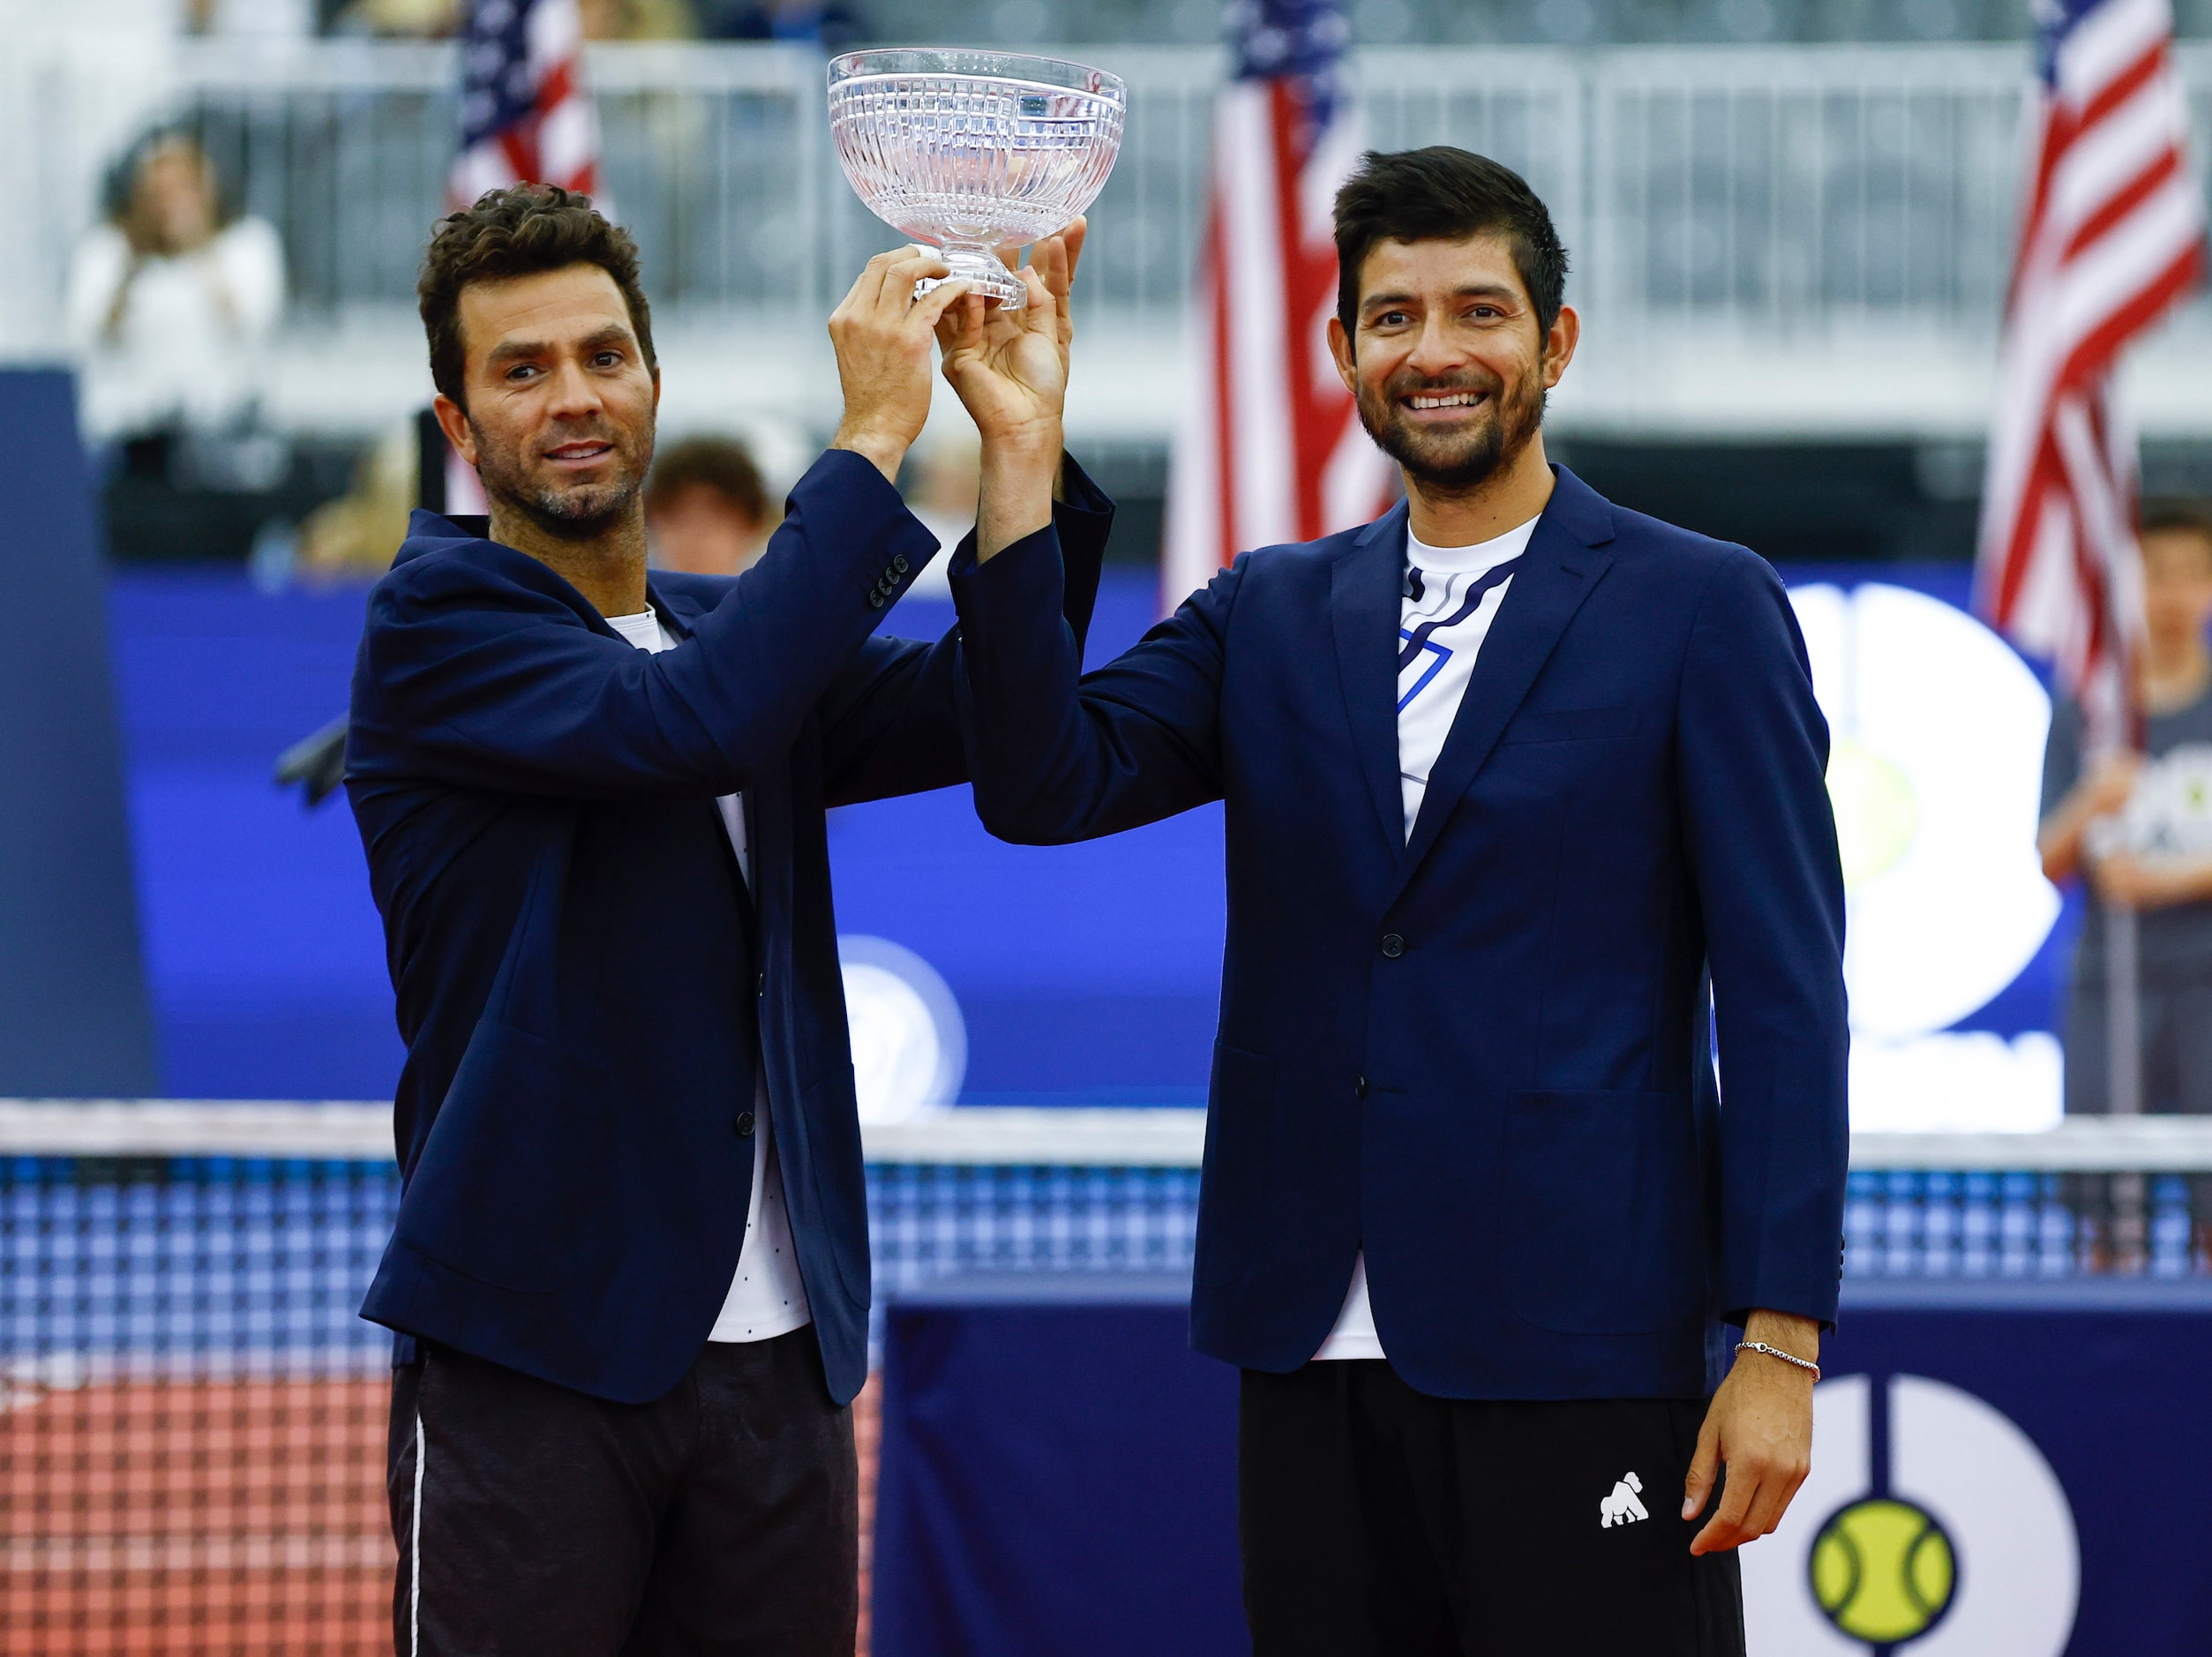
[605,609,812,1345]
[1312,513,1540,1362]
[64,218,286,443]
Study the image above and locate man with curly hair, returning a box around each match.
[350,183,1106,1655]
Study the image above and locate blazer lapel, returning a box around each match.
[1331,500,1413,859]
[648,581,705,639]
[1394,471,1617,888]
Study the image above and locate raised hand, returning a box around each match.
[934,256,1068,456]
[828,246,973,482]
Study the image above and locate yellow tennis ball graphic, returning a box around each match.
[1809,1497,1957,1645]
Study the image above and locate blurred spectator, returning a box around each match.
[2039,501,2212,1114]
[296,423,420,581]
[646,435,776,575]
[65,131,285,450]
[581,0,697,35]
[699,0,863,49]
[326,0,466,34]
[897,426,976,600]
[184,0,315,34]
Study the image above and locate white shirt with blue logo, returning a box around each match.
[1313,512,1540,1362]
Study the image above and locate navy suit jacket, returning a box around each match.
[348,449,1112,1406]
[953,466,1848,1400]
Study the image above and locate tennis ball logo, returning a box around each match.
[1810,1496,1957,1645]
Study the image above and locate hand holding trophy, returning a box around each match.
[829,49,1122,557]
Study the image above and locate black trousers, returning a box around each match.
[1240,1361,1744,1657]
[386,1330,857,1657]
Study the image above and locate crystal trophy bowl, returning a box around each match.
[828,49,1127,308]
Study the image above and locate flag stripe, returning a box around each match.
[1976,0,2201,754]
[1159,1,1396,611]
[449,0,601,210]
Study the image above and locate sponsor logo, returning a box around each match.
[1810,1496,1956,1644]
[1599,1471,1647,1529]
[1742,1374,2078,1654]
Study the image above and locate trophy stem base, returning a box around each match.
[913,242,1030,309]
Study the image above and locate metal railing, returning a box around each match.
[10,38,2212,356]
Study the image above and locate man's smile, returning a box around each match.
[542,438,617,469]
[1397,386,1490,421]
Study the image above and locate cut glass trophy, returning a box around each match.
[828,49,1128,308]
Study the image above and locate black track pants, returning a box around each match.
[387,1331,857,1657]
[1239,1361,1745,1657]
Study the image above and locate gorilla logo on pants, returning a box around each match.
[1741,1375,2078,1653]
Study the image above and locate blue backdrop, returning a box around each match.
[870,1281,2212,1657]
[105,559,2072,1102]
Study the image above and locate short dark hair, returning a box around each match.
[2141,499,2212,547]
[418,184,657,409]
[646,436,769,524]
[1332,147,1569,345]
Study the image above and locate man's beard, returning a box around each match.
[1353,362,1545,495]
[469,416,651,539]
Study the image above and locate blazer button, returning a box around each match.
[867,591,887,610]
[892,553,911,574]
[1355,1075,1369,1099]
[757,971,767,997]
[1380,933,1406,958]
[734,1111,756,1137]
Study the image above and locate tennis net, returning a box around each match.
[4,1103,2208,1654]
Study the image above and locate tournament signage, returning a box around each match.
[1742,1372,2079,1653]
[1788,581,2064,1133]
[872,1292,2212,1655]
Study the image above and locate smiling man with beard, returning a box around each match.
[346,184,1109,1655]
[947,148,1848,1655]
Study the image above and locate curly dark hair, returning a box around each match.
[1332,148,1569,347]
[418,184,657,409]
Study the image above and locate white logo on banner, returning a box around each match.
[1741,1375,2080,1653]
[837,934,965,1125]
[1787,583,2063,1130]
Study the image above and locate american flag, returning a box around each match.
[1159,0,1398,608]
[1976,0,2204,749]
[449,0,602,211]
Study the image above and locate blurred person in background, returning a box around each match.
[644,434,776,574]
[2039,501,2212,1116]
[326,0,464,34]
[65,130,285,456]
[296,423,420,581]
[897,425,979,599]
[699,0,863,49]
[579,0,695,38]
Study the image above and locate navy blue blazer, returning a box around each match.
[952,466,1848,1400]
[348,449,1112,1406]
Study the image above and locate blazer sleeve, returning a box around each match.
[350,451,935,799]
[816,457,1117,807]
[950,516,1236,844]
[1675,549,1851,1330]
